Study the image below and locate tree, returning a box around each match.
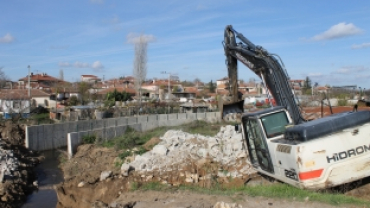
[302,76,312,95]
[304,76,312,89]
[59,69,64,81]
[69,95,79,106]
[0,67,9,89]
[77,82,91,105]
[131,34,149,105]
[208,80,216,93]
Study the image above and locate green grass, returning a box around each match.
[101,120,231,151]
[133,182,370,207]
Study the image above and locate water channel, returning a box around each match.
[22,150,64,208]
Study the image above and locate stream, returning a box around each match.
[22,150,64,208]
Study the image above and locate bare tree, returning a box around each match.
[0,67,9,89]
[59,69,64,81]
[132,35,148,105]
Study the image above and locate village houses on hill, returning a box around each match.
[0,71,335,119]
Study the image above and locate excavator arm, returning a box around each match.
[223,25,305,124]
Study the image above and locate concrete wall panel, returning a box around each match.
[44,124,54,150]
[129,124,141,132]
[168,114,177,120]
[147,115,157,122]
[95,120,104,129]
[197,113,206,119]
[26,126,37,150]
[108,118,117,128]
[178,113,186,120]
[137,116,147,123]
[158,114,167,121]
[127,117,137,125]
[187,113,196,120]
[115,125,127,137]
[117,117,127,126]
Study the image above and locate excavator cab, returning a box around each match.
[241,107,292,174]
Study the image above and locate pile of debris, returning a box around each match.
[0,121,40,208]
[126,125,257,186]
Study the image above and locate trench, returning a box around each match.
[22,150,64,208]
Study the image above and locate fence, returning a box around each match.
[25,112,221,157]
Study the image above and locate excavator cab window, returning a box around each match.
[243,118,274,173]
[260,111,289,138]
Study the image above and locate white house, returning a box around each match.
[0,89,31,119]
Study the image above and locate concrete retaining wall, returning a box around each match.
[25,112,221,156]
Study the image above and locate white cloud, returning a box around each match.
[307,73,323,77]
[127,33,156,44]
[74,61,90,68]
[59,61,104,71]
[92,61,104,69]
[58,62,71,67]
[311,22,363,41]
[0,33,15,43]
[351,43,370,49]
[334,66,368,74]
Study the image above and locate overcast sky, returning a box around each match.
[1,0,370,89]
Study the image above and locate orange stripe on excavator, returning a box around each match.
[299,169,323,180]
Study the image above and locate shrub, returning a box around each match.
[337,99,347,106]
[82,135,96,144]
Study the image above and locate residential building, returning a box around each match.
[81,75,101,83]
[0,89,31,118]
[18,73,65,89]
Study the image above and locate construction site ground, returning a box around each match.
[54,106,370,208]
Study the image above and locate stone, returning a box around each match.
[152,145,168,156]
[121,164,134,176]
[185,177,193,183]
[77,181,85,187]
[213,202,243,208]
[100,170,112,181]
[196,158,208,167]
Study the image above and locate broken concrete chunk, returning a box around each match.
[152,145,168,156]
[100,170,112,181]
[121,164,134,176]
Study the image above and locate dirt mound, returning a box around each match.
[142,137,161,151]
[0,120,26,146]
[0,139,40,208]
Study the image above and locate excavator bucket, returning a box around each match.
[220,100,244,119]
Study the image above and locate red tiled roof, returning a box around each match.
[19,73,63,82]
[0,89,51,99]
[184,87,198,93]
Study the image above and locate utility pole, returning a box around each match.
[28,65,31,96]
[161,71,172,99]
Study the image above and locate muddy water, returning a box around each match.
[22,150,64,208]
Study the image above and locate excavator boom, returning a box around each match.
[223,25,305,124]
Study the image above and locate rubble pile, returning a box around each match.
[126,125,257,186]
[0,136,40,208]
